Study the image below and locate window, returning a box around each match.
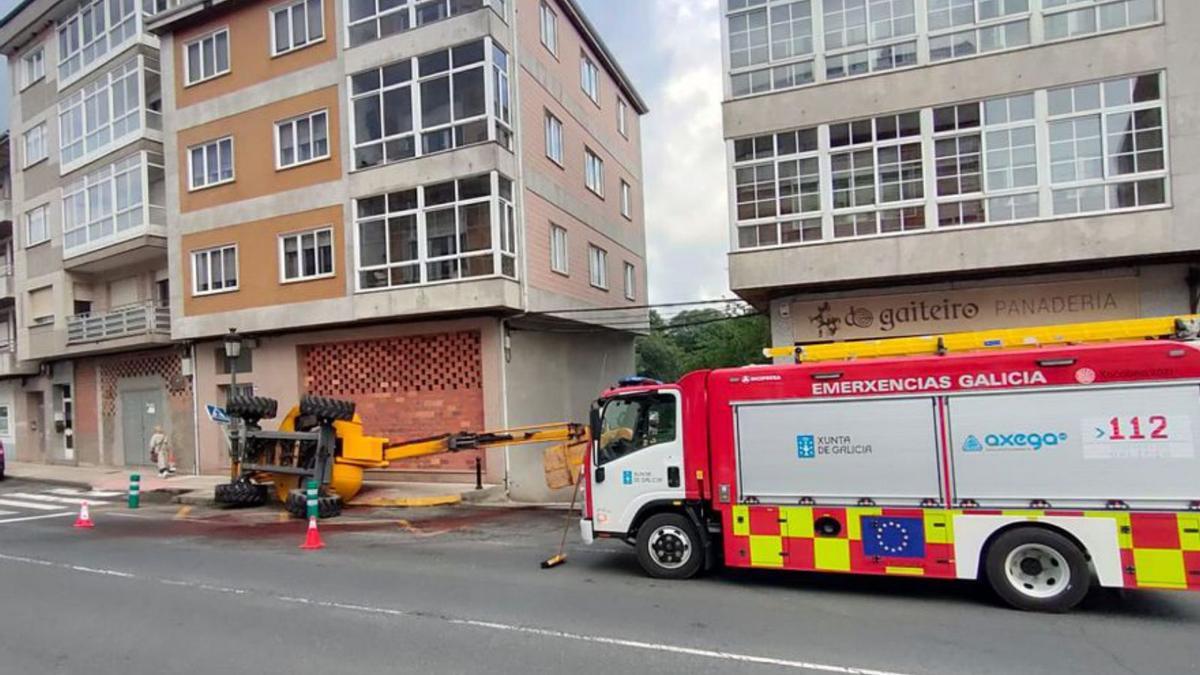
[29,286,54,326]
[0,406,9,436]
[544,111,563,165]
[585,149,604,196]
[730,71,1169,250]
[539,0,557,54]
[350,39,511,170]
[356,173,516,289]
[21,47,44,89]
[823,0,917,82]
[588,245,607,289]
[58,58,147,168]
[618,98,629,137]
[550,224,568,275]
[623,262,635,301]
[23,124,47,167]
[185,28,230,85]
[620,180,632,219]
[193,245,238,295]
[276,110,330,168]
[1044,0,1157,41]
[346,0,488,49]
[596,394,677,465]
[214,347,252,374]
[56,0,138,84]
[272,0,323,55]
[25,205,49,247]
[189,138,235,190]
[580,52,599,102]
[62,153,162,254]
[727,1,815,98]
[928,0,1030,63]
[280,227,334,281]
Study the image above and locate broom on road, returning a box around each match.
[541,466,584,569]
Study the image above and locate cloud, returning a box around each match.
[639,0,733,304]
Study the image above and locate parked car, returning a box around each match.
[0,439,6,480]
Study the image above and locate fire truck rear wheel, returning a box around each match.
[985,527,1090,613]
[636,513,704,580]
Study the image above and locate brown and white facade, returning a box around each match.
[721,1,1200,350]
[139,0,645,498]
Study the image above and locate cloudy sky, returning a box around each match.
[575,0,730,305]
[0,0,730,304]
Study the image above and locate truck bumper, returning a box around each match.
[579,518,594,545]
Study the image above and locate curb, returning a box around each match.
[3,474,94,491]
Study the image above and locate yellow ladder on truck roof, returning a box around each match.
[763,314,1200,363]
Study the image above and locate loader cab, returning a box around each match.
[587,386,685,537]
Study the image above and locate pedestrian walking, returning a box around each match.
[150,427,175,478]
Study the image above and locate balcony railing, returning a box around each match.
[67,302,171,345]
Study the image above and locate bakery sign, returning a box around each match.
[791,278,1140,342]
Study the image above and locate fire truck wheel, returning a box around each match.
[636,513,704,580]
[985,528,1090,613]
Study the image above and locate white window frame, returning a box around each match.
[188,137,236,191]
[55,0,140,88]
[539,0,558,55]
[544,111,564,166]
[623,262,636,301]
[192,244,239,296]
[585,148,604,197]
[275,109,330,169]
[25,205,49,247]
[620,179,632,219]
[23,123,48,168]
[550,224,568,275]
[20,47,45,90]
[0,406,10,436]
[61,152,159,256]
[279,227,335,283]
[271,0,325,57]
[618,97,629,138]
[580,52,600,103]
[184,27,231,86]
[588,244,608,290]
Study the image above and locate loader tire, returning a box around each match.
[226,395,278,422]
[299,395,356,423]
[636,513,704,580]
[285,488,343,519]
[214,481,269,508]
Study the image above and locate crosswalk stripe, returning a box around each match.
[0,510,16,517]
[48,488,125,498]
[0,512,74,524]
[0,499,62,511]
[7,493,111,506]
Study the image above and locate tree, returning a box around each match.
[635,306,770,382]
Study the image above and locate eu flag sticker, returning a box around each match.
[861,516,926,559]
[796,435,815,459]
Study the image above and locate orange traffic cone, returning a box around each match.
[74,500,95,529]
[299,516,324,550]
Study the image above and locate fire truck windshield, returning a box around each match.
[596,394,677,466]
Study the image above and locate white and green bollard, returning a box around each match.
[306,480,319,519]
[128,474,140,509]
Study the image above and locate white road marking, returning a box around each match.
[48,488,125,498]
[0,499,64,511]
[0,512,74,524]
[7,493,111,506]
[0,552,916,675]
[0,510,16,517]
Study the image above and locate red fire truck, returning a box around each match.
[579,316,1200,612]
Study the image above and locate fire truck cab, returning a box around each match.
[581,317,1200,612]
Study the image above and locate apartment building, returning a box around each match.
[722,0,1198,350]
[0,1,194,471]
[0,134,29,458]
[135,0,646,498]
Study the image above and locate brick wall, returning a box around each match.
[302,331,485,472]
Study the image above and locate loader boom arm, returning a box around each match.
[382,423,589,463]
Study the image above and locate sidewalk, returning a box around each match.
[4,461,505,507]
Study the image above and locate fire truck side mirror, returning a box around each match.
[595,466,605,483]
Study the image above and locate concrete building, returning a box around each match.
[136,0,647,499]
[0,1,195,472]
[721,0,1198,349]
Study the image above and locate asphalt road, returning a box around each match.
[0,478,1198,675]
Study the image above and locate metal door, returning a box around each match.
[121,389,164,466]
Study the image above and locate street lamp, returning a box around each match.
[223,328,243,402]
